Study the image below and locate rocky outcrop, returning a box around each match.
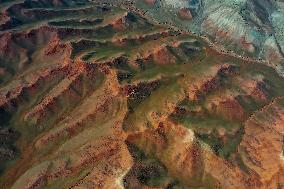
[187,64,239,101]
[178,8,193,20]
[144,0,156,6]
[135,0,284,68]
[128,120,250,188]
[239,97,284,187]
[150,46,177,65]
[1,1,284,189]
[12,118,132,189]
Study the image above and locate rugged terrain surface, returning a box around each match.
[0,0,284,189]
[129,0,284,76]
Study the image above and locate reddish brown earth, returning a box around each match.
[0,1,284,189]
[144,0,157,6]
[178,8,193,20]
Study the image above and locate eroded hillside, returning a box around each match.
[0,0,284,189]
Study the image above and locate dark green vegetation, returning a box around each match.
[124,143,188,189]
[0,0,284,189]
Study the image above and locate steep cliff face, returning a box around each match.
[0,0,284,189]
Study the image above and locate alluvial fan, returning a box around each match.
[0,0,284,189]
